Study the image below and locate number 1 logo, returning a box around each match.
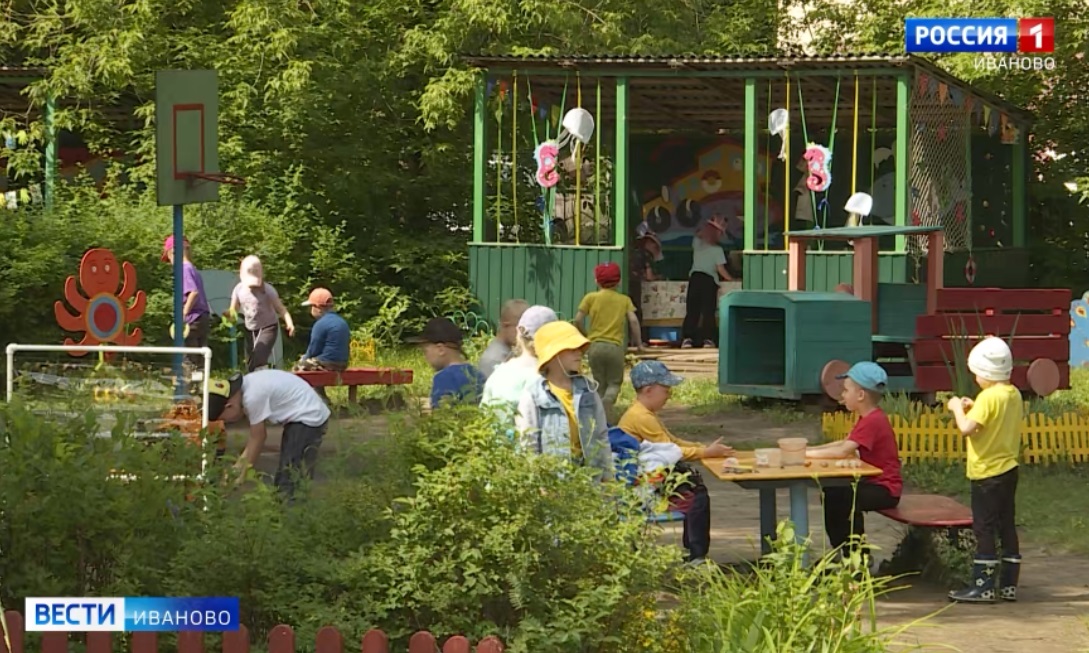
[1018,18,1054,53]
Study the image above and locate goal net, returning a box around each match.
[5,344,215,479]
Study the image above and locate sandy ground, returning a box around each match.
[230,406,1089,653]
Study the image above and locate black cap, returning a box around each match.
[405,317,464,347]
[207,373,243,421]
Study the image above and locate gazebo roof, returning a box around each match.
[464,53,1032,133]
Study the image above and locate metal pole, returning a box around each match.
[6,343,15,403]
[173,204,185,396]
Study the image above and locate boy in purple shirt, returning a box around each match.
[161,235,211,369]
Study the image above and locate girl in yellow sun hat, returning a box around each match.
[515,320,614,480]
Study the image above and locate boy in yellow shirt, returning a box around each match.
[946,337,1023,603]
[573,262,643,422]
[618,360,734,563]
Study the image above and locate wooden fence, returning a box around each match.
[0,612,504,653]
[822,409,1089,464]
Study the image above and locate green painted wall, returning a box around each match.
[742,248,1029,291]
[742,252,910,291]
[469,243,625,325]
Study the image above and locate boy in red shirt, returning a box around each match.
[807,362,902,560]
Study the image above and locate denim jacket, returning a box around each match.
[515,375,615,480]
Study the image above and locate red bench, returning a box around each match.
[879,494,973,543]
[294,367,414,404]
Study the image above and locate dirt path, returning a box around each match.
[230,408,1089,652]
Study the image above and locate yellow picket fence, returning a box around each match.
[822,410,1089,464]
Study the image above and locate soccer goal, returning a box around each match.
[5,343,215,479]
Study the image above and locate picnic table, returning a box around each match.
[702,452,881,564]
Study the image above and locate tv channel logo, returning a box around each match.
[26,597,240,632]
[906,17,1054,53]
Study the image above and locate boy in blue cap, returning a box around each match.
[619,360,734,563]
[807,362,902,560]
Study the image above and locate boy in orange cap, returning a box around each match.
[294,287,350,373]
[573,261,643,423]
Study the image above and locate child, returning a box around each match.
[619,360,735,563]
[294,287,351,372]
[515,320,614,480]
[481,305,558,416]
[478,299,529,379]
[161,235,211,371]
[629,223,663,330]
[946,337,1022,603]
[228,255,295,371]
[572,262,643,423]
[407,317,486,408]
[207,369,330,499]
[807,362,902,561]
[682,215,734,349]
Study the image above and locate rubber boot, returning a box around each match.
[948,557,998,603]
[999,555,1021,602]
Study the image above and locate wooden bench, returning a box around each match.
[294,367,414,404]
[879,494,973,544]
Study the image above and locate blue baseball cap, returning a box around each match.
[631,360,684,389]
[836,362,888,393]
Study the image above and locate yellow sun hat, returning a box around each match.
[533,321,590,371]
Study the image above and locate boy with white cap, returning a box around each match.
[478,299,529,379]
[946,337,1023,603]
[294,287,350,373]
[807,362,902,562]
[228,255,295,371]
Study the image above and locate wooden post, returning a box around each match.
[852,236,879,331]
[472,73,487,243]
[614,76,629,247]
[894,73,910,252]
[926,231,945,314]
[787,238,807,291]
[743,77,757,253]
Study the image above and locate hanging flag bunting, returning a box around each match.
[949,87,963,107]
[964,95,975,114]
[988,112,998,136]
[938,83,949,105]
[917,73,929,95]
[486,79,495,97]
[937,125,948,142]
[983,105,992,126]
[497,80,509,101]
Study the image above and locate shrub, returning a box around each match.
[670,522,929,652]
[331,405,679,652]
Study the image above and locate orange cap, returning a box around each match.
[302,287,334,308]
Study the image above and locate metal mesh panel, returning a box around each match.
[909,73,972,257]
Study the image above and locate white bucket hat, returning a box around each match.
[240,255,264,288]
[968,337,1013,382]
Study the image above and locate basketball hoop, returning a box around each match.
[181,171,246,189]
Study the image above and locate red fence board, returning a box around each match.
[915,363,1070,392]
[0,613,505,653]
[362,630,390,653]
[913,337,1069,365]
[935,288,1071,313]
[916,313,1070,338]
[294,368,414,388]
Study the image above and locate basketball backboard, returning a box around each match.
[155,70,219,207]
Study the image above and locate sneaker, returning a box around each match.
[703,340,716,348]
[681,339,694,349]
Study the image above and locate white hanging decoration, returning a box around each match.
[844,192,873,228]
[769,109,789,161]
[556,108,595,160]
